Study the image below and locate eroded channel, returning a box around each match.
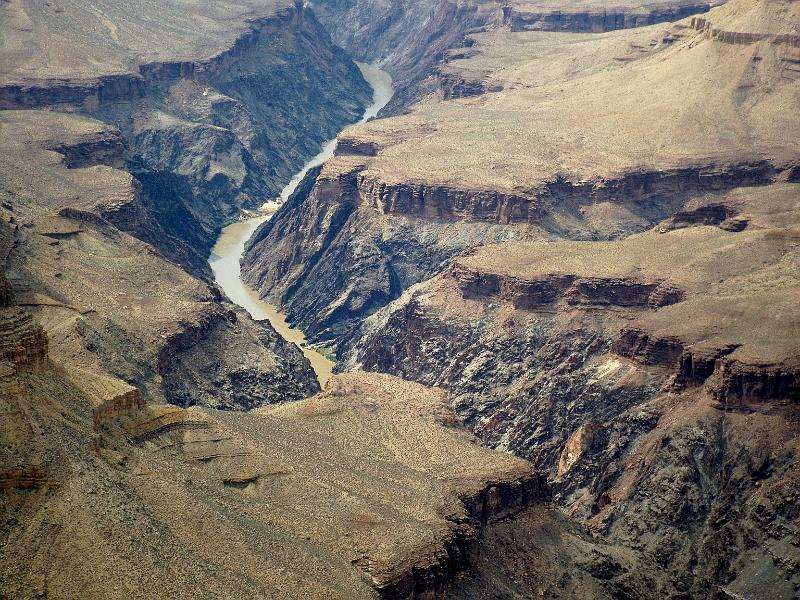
[209,62,393,387]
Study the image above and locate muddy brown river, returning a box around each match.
[209,63,393,386]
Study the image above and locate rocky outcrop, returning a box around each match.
[557,423,608,476]
[660,202,744,231]
[0,308,48,372]
[707,358,800,404]
[92,389,146,427]
[437,70,497,100]
[690,15,800,46]
[292,156,784,228]
[47,130,127,169]
[452,263,684,309]
[358,174,539,224]
[613,325,800,404]
[340,160,784,225]
[375,470,547,599]
[0,74,143,111]
[154,307,321,410]
[0,468,48,491]
[502,2,718,32]
[612,327,687,368]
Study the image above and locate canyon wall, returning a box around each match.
[0,0,378,411]
[242,1,800,596]
[242,152,792,348]
[502,1,718,32]
[342,216,800,597]
[312,0,719,112]
[2,1,372,269]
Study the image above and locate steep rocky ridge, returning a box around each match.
[0,110,319,410]
[312,0,720,113]
[2,0,372,265]
[243,0,798,349]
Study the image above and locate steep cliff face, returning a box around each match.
[244,0,798,354]
[0,109,319,411]
[343,181,800,597]
[2,0,372,264]
[502,0,720,32]
[121,5,372,257]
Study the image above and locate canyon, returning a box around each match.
[2,0,799,598]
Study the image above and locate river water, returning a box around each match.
[208,63,393,387]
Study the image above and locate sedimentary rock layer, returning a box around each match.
[244,0,799,350]
[0,367,546,599]
[342,180,800,597]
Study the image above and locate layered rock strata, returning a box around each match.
[343,182,800,597]
[1,367,549,599]
[503,1,720,32]
[2,0,372,265]
[244,0,799,352]
[0,109,319,410]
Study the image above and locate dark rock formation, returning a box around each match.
[241,155,789,349]
[0,308,49,373]
[156,307,320,410]
[503,2,718,32]
[312,0,501,112]
[3,2,372,266]
[242,160,527,345]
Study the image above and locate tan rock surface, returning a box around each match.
[1,367,542,599]
[338,0,798,193]
[1,0,286,84]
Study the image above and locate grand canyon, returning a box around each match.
[1,0,798,598]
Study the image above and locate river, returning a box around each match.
[208,63,393,387]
